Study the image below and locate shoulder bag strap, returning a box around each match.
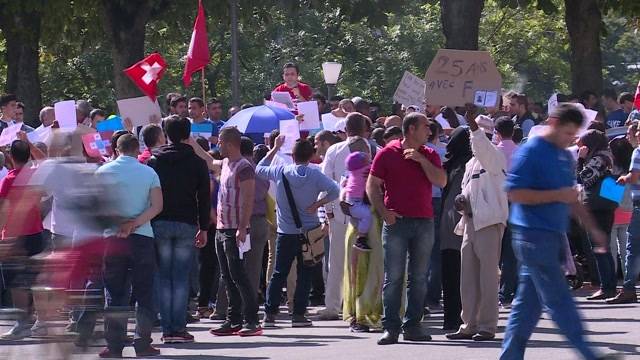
[282,173,303,232]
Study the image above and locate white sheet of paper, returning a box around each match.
[484,91,499,107]
[27,125,53,144]
[238,235,251,260]
[271,91,295,109]
[265,100,288,110]
[116,96,162,128]
[297,101,321,130]
[321,113,340,131]
[279,119,300,154]
[0,123,22,146]
[473,91,487,107]
[548,93,559,116]
[54,100,77,130]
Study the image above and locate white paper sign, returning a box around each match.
[116,96,162,128]
[548,93,559,116]
[0,123,22,146]
[27,125,53,144]
[473,90,499,107]
[54,100,77,130]
[279,119,300,154]
[297,101,321,130]
[265,100,288,110]
[271,92,295,110]
[238,235,251,260]
[321,113,341,132]
[393,71,426,108]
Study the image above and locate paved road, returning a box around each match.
[1,290,638,360]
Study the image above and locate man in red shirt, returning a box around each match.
[366,113,447,345]
[0,139,46,340]
[272,63,313,102]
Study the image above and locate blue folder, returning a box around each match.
[599,177,625,204]
[96,116,125,132]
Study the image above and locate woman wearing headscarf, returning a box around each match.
[440,127,472,330]
[576,129,618,301]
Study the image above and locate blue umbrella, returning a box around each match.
[221,105,295,134]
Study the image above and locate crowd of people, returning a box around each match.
[0,62,637,360]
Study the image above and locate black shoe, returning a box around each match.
[209,321,242,336]
[472,331,496,341]
[377,330,399,345]
[291,314,313,328]
[353,237,372,252]
[402,325,432,342]
[445,331,474,340]
[586,290,617,301]
[349,320,370,333]
[263,313,276,328]
[186,313,200,324]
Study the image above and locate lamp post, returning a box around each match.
[322,62,342,99]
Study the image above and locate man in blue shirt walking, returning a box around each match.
[500,104,618,360]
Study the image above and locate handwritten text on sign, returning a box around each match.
[392,71,426,108]
[424,49,502,107]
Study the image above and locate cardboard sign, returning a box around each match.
[393,71,426,108]
[116,96,162,128]
[424,49,502,108]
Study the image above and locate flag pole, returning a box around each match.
[201,68,206,104]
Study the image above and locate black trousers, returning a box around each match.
[198,229,220,308]
[441,249,462,330]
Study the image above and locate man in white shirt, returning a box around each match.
[318,112,369,320]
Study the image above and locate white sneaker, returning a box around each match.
[316,308,340,321]
[30,320,49,337]
[1,322,32,340]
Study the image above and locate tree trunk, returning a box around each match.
[101,0,154,100]
[440,0,484,50]
[565,0,603,96]
[0,7,43,127]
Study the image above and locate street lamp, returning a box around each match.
[322,62,342,99]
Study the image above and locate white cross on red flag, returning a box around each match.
[123,53,167,101]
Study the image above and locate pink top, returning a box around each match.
[497,139,518,169]
[345,164,370,200]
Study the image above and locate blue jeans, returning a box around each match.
[624,206,640,291]
[265,233,312,316]
[381,217,434,332]
[426,198,442,306]
[152,221,198,335]
[501,226,598,360]
[103,235,156,352]
[499,225,519,304]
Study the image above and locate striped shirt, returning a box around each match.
[630,148,640,201]
[217,157,255,230]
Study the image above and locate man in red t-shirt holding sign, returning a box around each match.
[272,63,313,102]
[366,112,447,346]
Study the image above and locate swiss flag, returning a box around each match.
[183,0,210,87]
[123,53,167,101]
[635,79,640,110]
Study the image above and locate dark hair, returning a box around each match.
[207,98,222,107]
[550,103,584,128]
[610,137,634,171]
[10,140,31,164]
[166,92,182,108]
[164,115,191,144]
[513,94,528,109]
[402,112,426,136]
[495,116,515,138]
[580,90,597,103]
[602,88,617,101]
[441,107,460,128]
[240,136,254,157]
[312,94,326,104]
[428,121,443,142]
[283,62,300,74]
[116,134,140,155]
[315,130,338,146]
[253,144,268,164]
[372,127,385,147]
[0,94,17,108]
[111,130,131,153]
[579,129,609,159]
[354,99,370,114]
[619,92,634,104]
[292,139,314,163]
[141,124,163,148]
[195,136,210,151]
[345,112,367,136]
[219,127,242,147]
[329,95,344,102]
[170,96,188,109]
[587,121,606,133]
[90,109,106,121]
[512,127,524,144]
[189,97,205,108]
[384,126,403,140]
[16,101,24,110]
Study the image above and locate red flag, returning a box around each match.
[635,79,640,110]
[123,53,167,101]
[183,0,210,87]
[82,131,114,158]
